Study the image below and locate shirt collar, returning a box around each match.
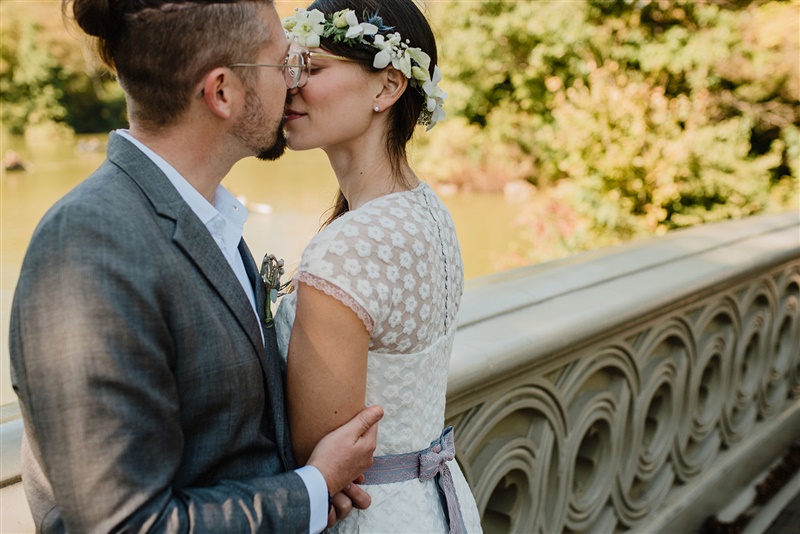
[115,129,229,224]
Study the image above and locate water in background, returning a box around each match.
[0,134,528,405]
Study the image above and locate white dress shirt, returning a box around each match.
[115,130,329,534]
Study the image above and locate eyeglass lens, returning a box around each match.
[285,50,309,89]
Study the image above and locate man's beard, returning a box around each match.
[255,121,287,161]
[236,88,287,161]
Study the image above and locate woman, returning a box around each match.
[274,1,482,531]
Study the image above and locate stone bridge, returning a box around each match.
[2,212,799,532]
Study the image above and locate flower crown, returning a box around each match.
[282,7,447,130]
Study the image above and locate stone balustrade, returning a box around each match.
[1,211,798,532]
[445,211,800,532]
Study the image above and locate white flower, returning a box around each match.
[383,331,399,345]
[394,48,413,78]
[412,239,425,256]
[403,221,418,235]
[367,226,385,241]
[411,66,430,85]
[355,239,372,257]
[417,323,428,340]
[396,339,412,352]
[329,240,348,256]
[388,310,403,327]
[286,8,325,48]
[372,34,394,69]
[402,303,417,323]
[344,10,378,39]
[365,260,380,279]
[377,245,393,262]
[357,279,372,297]
[407,47,431,71]
[379,217,396,229]
[282,17,297,31]
[332,9,349,29]
[421,65,447,130]
[389,207,407,218]
[418,282,431,299]
[391,287,403,304]
[403,273,416,291]
[419,303,431,321]
[343,258,361,276]
[390,232,406,248]
[416,261,428,277]
[399,251,412,268]
[387,265,400,282]
[403,317,417,336]
[342,224,360,237]
[354,213,371,224]
[317,260,334,278]
[376,282,389,301]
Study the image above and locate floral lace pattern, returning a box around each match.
[293,182,463,356]
[293,271,375,333]
[274,182,481,532]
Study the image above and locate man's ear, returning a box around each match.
[198,68,238,119]
[373,67,408,111]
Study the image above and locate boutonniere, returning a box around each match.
[260,253,290,327]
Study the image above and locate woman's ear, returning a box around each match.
[374,67,408,111]
[197,67,238,119]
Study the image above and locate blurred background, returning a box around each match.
[1,0,798,406]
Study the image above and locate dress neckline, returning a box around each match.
[353,181,426,213]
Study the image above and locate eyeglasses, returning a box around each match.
[229,48,304,89]
[232,48,356,90]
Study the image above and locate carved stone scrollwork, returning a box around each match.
[447,245,800,533]
[447,380,568,533]
[557,346,639,532]
[615,320,688,526]
[773,268,800,398]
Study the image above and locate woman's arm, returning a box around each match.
[287,281,371,465]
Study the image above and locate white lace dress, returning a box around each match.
[274,182,482,533]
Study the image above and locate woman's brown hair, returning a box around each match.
[306,0,439,228]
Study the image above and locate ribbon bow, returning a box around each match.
[418,427,465,534]
[418,427,456,482]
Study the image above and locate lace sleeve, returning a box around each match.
[294,215,384,334]
[293,271,375,333]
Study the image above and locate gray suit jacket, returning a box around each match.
[9,133,310,533]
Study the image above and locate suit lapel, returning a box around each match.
[106,133,265,360]
[106,133,299,462]
[239,240,295,470]
[171,221,266,358]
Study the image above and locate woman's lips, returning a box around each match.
[284,109,305,121]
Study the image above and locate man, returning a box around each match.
[9,0,381,532]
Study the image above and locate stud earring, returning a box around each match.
[373,106,380,112]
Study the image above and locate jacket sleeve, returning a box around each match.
[10,196,311,533]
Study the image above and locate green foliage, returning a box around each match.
[1,22,67,135]
[0,7,126,136]
[421,0,799,262]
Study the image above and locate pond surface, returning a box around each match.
[0,134,530,405]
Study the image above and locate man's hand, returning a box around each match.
[326,482,372,528]
[307,405,383,495]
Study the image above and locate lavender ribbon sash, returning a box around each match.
[361,427,466,534]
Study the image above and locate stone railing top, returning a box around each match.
[449,211,800,400]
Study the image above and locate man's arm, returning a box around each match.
[10,201,378,533]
